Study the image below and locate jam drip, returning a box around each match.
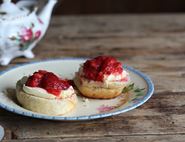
[83,56,123,81]
[26,70,70,96]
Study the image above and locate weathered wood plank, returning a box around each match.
[0,92,185,140]
[3,134,185,142]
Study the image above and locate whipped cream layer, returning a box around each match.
[21,77,75,99]
[104,70,129,82]
[23,85,75,99]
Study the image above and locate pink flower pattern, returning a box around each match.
[20,28,33,42]
[35,30,41,39]
[98,105,114,113]
[20,28,41,43]
[17,24,42,50]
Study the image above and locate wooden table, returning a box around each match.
[1,14,185,142]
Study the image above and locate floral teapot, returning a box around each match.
[0,0,57,65]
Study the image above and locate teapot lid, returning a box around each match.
[0,0,29,20]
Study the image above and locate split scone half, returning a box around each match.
[74,56,129,99]
[16,70,77,116]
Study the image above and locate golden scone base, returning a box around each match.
[74,76,125,99]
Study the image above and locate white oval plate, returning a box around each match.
[0,59,154,121]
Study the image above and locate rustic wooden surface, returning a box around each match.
[1,14,185,142]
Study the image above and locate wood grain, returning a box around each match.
[3,135,185,142]
[0,15,185,141]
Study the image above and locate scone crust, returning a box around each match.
[16,80,77,116]
[74,76,126,99]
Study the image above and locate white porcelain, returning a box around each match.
[0,0,57,66]
[0,59,154,121]
[0,125,4,141]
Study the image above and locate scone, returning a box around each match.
[16,70,77,116]
[74,56,129,99]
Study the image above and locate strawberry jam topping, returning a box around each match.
[83,56,123,82]
[26,70,70,96]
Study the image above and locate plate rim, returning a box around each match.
[0,58,154,121]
